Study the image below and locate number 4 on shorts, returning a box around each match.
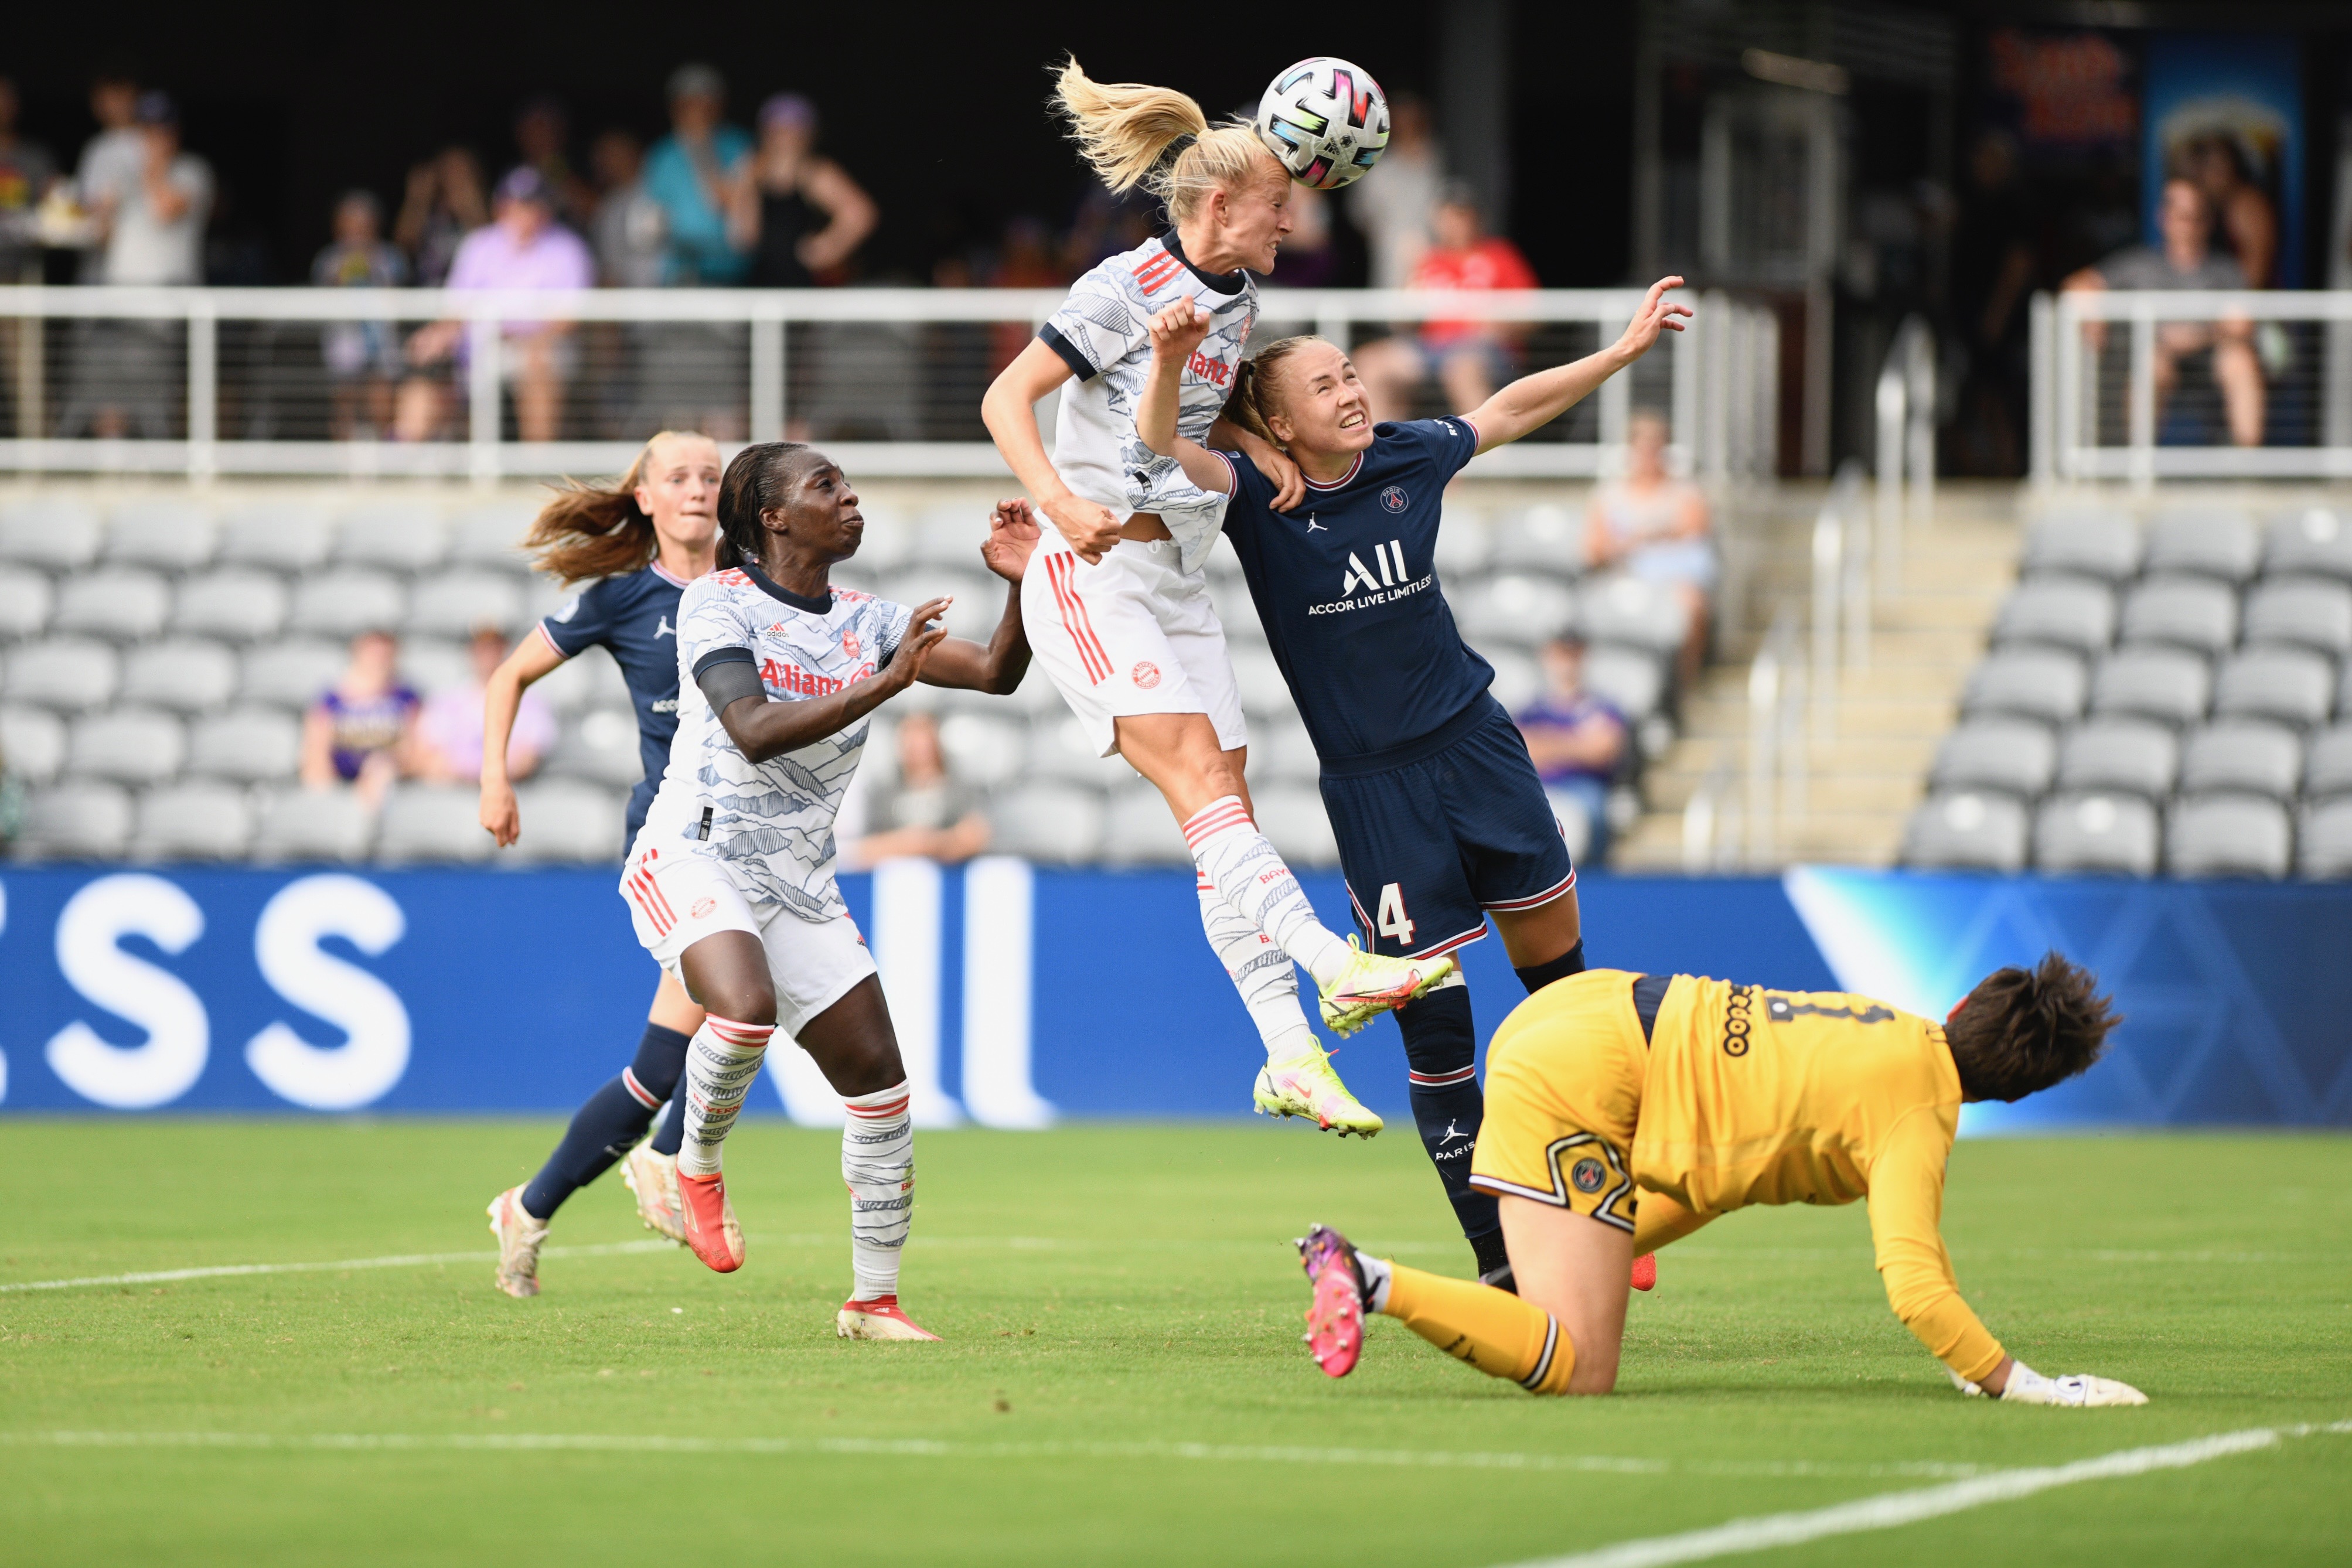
[1375,882,1415,947]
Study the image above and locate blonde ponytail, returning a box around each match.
[1053,57,1283,222]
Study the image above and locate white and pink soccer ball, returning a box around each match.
[1253,57,1390,191]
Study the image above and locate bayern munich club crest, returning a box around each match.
[1380,485,1409,513]
[1131,660,1161,689]
[841,628,861,659]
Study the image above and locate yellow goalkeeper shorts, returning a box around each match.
[1468,969,1649,1235]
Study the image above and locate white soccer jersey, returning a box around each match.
[1039,231,1256,574]
[637,567,915,922]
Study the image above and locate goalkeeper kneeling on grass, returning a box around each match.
[1295,955,2150,1407]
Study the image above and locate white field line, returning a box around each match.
[0,1240,686,1294]
[1496,1420,2352,1568]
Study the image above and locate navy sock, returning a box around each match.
[519,1024,692,1221]
[1395,985,1499,1244]
[651,1062,690,1157]
[1514,939,1586,996]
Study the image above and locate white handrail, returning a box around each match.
[1746,603,1806,869]
[1809,459,1869,744]
[1874,315,1932,598]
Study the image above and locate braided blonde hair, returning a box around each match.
[1052,57,1285,221]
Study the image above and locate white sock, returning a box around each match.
[1357,1252,1393,1313]
[1196,877,1321,1062]
[677,1014,775,1178]
[1182,797,1352,987]
[842,1080,913,1301]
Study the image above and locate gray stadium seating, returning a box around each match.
[544,707,644,788]
[0,704,66,783]
[1251,718,1322,785]
[1482,646,1540,716]
[2033,792,2160,875]
[1546,784,1595,865]
[446,502,540,570]
[1431,509,1495,575]
[1579,574,1689,657]
[934,711,1026,789]
[507,779,626,863]
[1928,719,2057,798]
[2264,506,2352,581]
[120,638,238,714]
[2167,795,2292,879]
[13,781,133,860]
[66,708,187,786]
[1901,791,2029,872]
[1585,645,1669,722]
[289,568,405,636]
[407,570,525,639]
[0,498,103,571]
[913,505,992,570]
[334,500,451,572]
[1098,783,1188,865]
[2055,719,2178,799]
[2089,646,2210,727]
[1254,783,1341,866]
[988,782,1106,864]
[52,567,171,642]
[1489,504,1586,575]
[880,568,996,642]
[2118,575,2237,656]
[2300,799,2352,878]
[397,638,473,697]
[2241,578,2352,657]
[173,568,290,642]
[377,783,497,864]
[1455,571,1577,648]
[2212,646,2334,730]
[186,708,302,783]
[1228,646,1298,718]
[2179,721,2301,801]
[238,639,347,711]
[4,637,121,712]
[528,645,625,714]
[2022,509,2139,582]
[1027,713,1137,788]
[0,566,53,639]
[251,786,374,863]
[1961,647,2086,726]
[132,781,255,861]
[1994,574,2113,655]
[103,499,218,572]
[217,502,335,572]
[2304,726,2352,802]
[2143,506,2259,583]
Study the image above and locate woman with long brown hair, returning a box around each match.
[479,430,722,1298]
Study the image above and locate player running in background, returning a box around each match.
[980,60,1450,1138]
[1294,956,2150,1407]
[1126,280,1689,1288]
[628,440,1036,1341]
[481,430,719,1298]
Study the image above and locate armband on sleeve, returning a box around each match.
[693,647,765,714]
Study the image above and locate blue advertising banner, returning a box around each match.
[2142,33,2303,287]
[0,863,2346,1127]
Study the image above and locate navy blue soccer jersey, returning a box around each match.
[538,561,693,834]
[1219,417,1492,763]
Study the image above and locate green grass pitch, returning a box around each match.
[2,1120,2346,1566]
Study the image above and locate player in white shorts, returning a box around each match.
[981,59,1452,1137]
[625,438,1038,1342]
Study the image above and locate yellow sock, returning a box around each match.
[1379,1262,1576,1395]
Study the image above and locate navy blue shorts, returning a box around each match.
[1317,697,1577,961]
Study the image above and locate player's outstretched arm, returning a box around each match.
[922,500,1037,696]
[1464,277,1690,454]
[983,340,1121,564]
[479,630,567,848]
[699,599,950,763]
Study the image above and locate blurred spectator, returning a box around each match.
[1267,182,1338,287]
[2184,134,2276,290]
[733,93,876,287]
[1514,633,1627,862]
[400,166,595,443]
[1347,93,1441,290]
[588,129,664,287]
[301,630,420,810]
[987,216,1065,374]
[1951,131,2037,476]
[311,190,409,440]
[1586,407,1713,691]
[845,711,990,869]
[513,94,595,230]
[74,69,143,281]
[394,146,488,287]
[1061,185,1154,274]
[1352,182,1535,423]
[643,63,751,284]
[0,78,59,282]
[2062,176,2261,448]
[413,627,554,784]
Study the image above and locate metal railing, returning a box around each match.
[2030,288,2352,485]
[0,285,1784,483]
[1808,458,1870,741]
[1874,315,1932,596]
[1741,602,1808,868]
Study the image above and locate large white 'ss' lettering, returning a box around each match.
[45,874,210,1109]
[245,875,411,1110]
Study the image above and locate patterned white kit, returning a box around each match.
[1023,538,1246,758]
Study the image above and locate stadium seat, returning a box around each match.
[289,569,405,637]
[2117,575,2236,656]
[847,506,911,575]
[120,638,238,713]
[529,644,624,714]
[1204,533,1247,589]
[0,704,66,783]
[2088,645,2210,727]
[1252,718,1322,785]
[0,565,54,639]
[1900,790,2029,872]
[1252,783,1339,867]
[238,639,347,711]
[52,567,172,642]
[1584,646,1668,724]
[216,502,335,572]
[1546,784,1594,864]
[1228,646,1297,718]
[2263,506,2352,582]
[0,497,103,571]
[935,711,1026,789]
[2054,719,2178,799]
[1489,504,1584,575]
[1961,648,2086,726]
[2299,799,2352,878]
[397,638,473,697]
[186,707,302,783]
[1928,718,2057,798]
[912,505,994,570]
[445,501,539,570]
[132,781,255,861]
[1456,572,1577,649]
[172,568,290,642]
[507,780,625,863]
[987,782,1106,864]
[880,568,996,642]
[1431,508,1495,575]
[1098,783,1189,865]
[2177,720,2301,802]
[2167,795,2292,880]
[2241,578,2352,657]
[1026,713,1136,788]
[2212,646,2334,730]
[407,571,525,639]
[377,784,496,864]
[2304,725,2352,802]
[2022,508,2140,582]
[4,637,121,713]
[66,708,187,786]
[1992,575,2114,655]
[2142,506,2259,583]
[251,786,374,863]
[334,500,449,572]
[1482,646,1540,716]
[1578,574,1689,657]
[543,707,645,788]
[12,780,133,860]
[2033,792,2160,876]
[2342,660,2352,722]
[103,499,218,572]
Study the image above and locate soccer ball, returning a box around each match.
[1253,57,1390,191]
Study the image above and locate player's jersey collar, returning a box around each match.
[739,560,834,615]
[1160,230,1249,296]
[1302,450,1366,491]
[649,560,693,588]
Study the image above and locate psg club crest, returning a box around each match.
[841,628,861,659]
[1570,1157,1606,1195]
[1380,485,1408,513]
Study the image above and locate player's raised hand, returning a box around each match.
[884,598,954,690]
[1042,493,1120,564]
[1147,299,1214,363]
[1231,426,1306,513]
[1611,277,1693,365]
[980,497,1044,584]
